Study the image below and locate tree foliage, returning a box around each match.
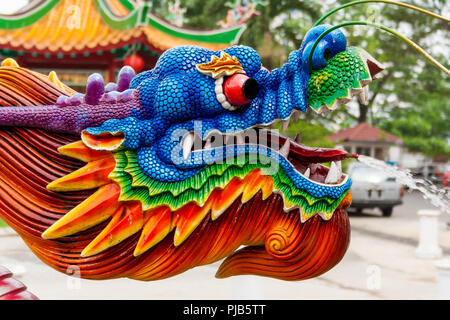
[273,119,336,149]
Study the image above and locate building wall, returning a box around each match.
[339,141,390,160]
[398,149,427,169]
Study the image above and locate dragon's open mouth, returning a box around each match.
[181,128,357,187]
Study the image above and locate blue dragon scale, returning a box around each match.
[0,24,385,281]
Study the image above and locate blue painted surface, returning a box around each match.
[84,25,351,199]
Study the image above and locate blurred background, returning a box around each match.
[0,0,448,299]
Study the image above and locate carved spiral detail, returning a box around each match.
[265,226,297,260]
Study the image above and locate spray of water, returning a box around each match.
[357,155,450,215]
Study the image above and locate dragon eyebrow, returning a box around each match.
[313,0,450,27]
[196,52,245,79]
[307,21,450,76]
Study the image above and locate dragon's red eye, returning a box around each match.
[223,74,260,106]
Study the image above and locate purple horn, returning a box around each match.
[84,73,105,105]
[116,66,136,92]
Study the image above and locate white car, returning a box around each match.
[348,162,404,217]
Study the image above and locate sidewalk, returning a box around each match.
[0,216,447,300]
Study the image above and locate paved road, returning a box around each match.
[348,189,437,219]
[348,190,450,249]
[0,191,448,300]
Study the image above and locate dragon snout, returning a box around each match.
[301,24,347,72]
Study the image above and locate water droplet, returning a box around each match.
[357,155,450,215]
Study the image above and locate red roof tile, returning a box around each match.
[328,122,402,143]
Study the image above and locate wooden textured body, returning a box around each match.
[0,65,351,281]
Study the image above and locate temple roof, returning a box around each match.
[328,122,402,144]
[0,0,244,54]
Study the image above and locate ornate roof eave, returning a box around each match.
[0,0,59,29]
[96,0,245,45]
[0,0,246,46]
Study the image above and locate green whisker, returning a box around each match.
[308,21,450,75]
[314,0,450,26]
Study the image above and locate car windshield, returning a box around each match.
[351,166,392,183]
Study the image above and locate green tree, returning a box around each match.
[273,118,336,148]
[179,0,321,68]
[314,0,449,159]
[275,0,449,158]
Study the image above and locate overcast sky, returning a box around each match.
[0,1,29,14]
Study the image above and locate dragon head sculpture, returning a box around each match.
[0,24,384,281]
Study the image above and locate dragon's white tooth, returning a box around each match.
[325,161,340,184]
[310,163,320,174]
[294,132,301,143]
[321,107,330,116]
[336,160,342,172]
[279,139,290,157]
[338,97,351,105]
[215,77,223,85]
[304,167,311,178]
[292,110,299,122]
[350,88,362,97]
[336,160,342,180]
[363,86,369,102]
[215,85,223,94]
[359,78,372,87]
[182,133,194,160]
[282,118,290,132]
[221,101,232,109]
[216,93,226,103]
[357,92,363,104]
[358,86,369,104]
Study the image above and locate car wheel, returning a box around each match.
[382,207,393,217]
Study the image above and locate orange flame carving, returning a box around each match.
[196,52,245,78]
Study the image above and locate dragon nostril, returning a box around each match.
[243,78,260,100]
[324,48,332,61]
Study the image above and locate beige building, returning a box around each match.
[328,122,402,161]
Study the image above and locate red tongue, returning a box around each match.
[278,135,358,163]
[227,128,358,164]
[290,142,358,163]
